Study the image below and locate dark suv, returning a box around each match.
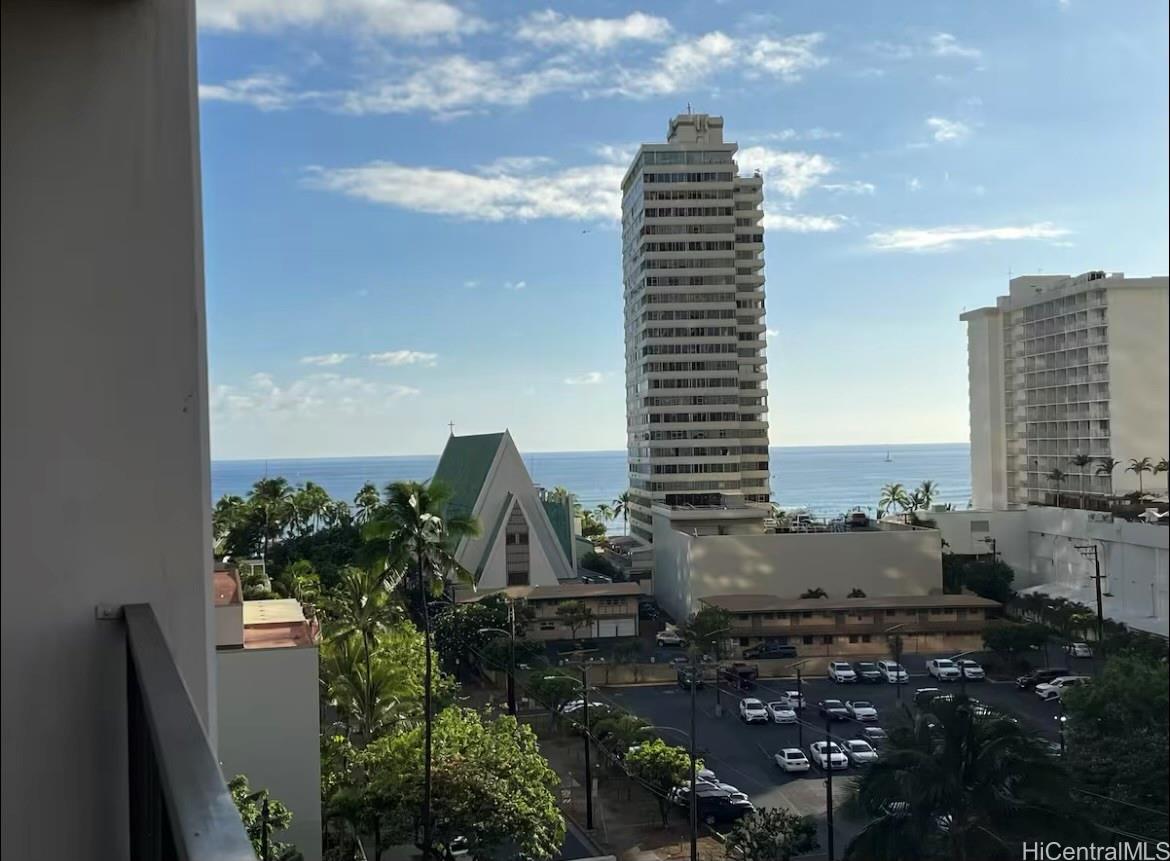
[743,642,797,659]
[854,661,882,682]
[1016,667,1072,690]
[677,666,705,689]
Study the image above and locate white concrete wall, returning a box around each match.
[654,521,943,621]
[929,508,1169,636]
[2,0,213,857]
[477,498,563,590]
[218,647,322,861]
[963,309,1007,510]
[1107,286,1169,495]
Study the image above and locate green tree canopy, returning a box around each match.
[982,620,1049,670]
[1063,655,1169,841]
[555,600,595,642]
[229,774,299,861]
[677,604,733,659]
[527,671,582,715]
[726,807,819,861]
[625,738,697,827]
[846,698,1089,860]
[364,707,565,859]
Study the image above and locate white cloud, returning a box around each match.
[926,117,971,142]
[211,372,419,418]
[198,73,304,110]
[907,177,922,192]
[765,328,780,337]
[762,212,847,233]
[306,159,624,221]
[300,353,351,366]
[197,0,481,38]
[337,55,595,118]
[564,371,604,385]
[928,33,982,60]
[744,33,827,81]
[736,147,835,198]
[516,10,672,51]
[821,181,876,195]
[463,279,479,288]
[610,31,825,98]
[749,128,841,142]
[867,222,1071,252]
[476,155,555,176]
[366,350,439,366]
[504,280,527,291]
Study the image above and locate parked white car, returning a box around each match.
[656,629,684,647]
[561,699,605,715]
[739,698,771,724]
[926,659,962,682]
[1065,642,1094,659]
[845,700,879,721]
[877,660,909,683]
[774,748,811,773]
[809,741,849,770]
[841,739,879,765]
[956,659,985,681]
[828,661,858,683]
[780,690,806,709]
[1035,676,1090,701]
[767,702,798,724]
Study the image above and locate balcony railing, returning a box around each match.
[124,603,254,861]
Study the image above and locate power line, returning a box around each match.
[1071,789,1170,818]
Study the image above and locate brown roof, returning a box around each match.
[241,599,316,649]
[701,593,1001,613]
[456,581,644,603]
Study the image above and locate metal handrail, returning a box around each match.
[124,604,255,861]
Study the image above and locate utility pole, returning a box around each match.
[506,601,517,716]
[796,666,804,750]
[689,654,699,861]
[824,715,835,861]
[1074,543,1105,650]
[1058,701,1067,757]
[261,796,270,861]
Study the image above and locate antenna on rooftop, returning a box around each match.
[686,102,692,114]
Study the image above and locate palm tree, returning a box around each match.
[1155,457,1169,476]
[212,494,247,550]
[1126,457,1153,496]
[323,565,401,744]
[273,559,320,606]
[1046,468,1067,507]
[1095,457,1119,501]
[353,482,381,524]
[846,698,1085,861]
[917,480,938,510]
[1069,453,1092,509]
[595,503,616,528]
[878,483,911,518]
[366,480,479,859]
[248,476,293,559]
[320,633,407,742]
[612,491,633,536]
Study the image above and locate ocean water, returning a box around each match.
[211,443,971,519]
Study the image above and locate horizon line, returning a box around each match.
[210,440,970,463]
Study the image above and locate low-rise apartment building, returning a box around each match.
[701,593,1002,657]
[214,569,322,861]
[457,581,643,640]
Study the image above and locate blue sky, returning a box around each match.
[198,0,1169,459]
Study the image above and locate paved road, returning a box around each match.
[599,670,1071,854]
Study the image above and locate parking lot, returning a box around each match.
[600,665,1073,850]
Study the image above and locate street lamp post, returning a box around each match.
[824,714,836,861]
[951,649,979,697]
[479,601,518,715]
[644,722,699,861]
[885,624,906,702]
[545,669,594,828]
[980,536,998,559]
[791,658,811,751]
[1058,702,1067,756]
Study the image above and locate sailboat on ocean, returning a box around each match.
[884,449,893,463]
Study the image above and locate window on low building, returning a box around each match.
[821,636,833,645]
[802,635,814,645]
[862,635,871,643]
[848,635,859,644]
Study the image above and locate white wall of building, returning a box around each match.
[653,521,943,622]
[964,309,1007,510]
[930,508,1169,636]
[477,497,564,589]
[1106,286,1169,495]
[2,0,213,857]
[218,647,322,861]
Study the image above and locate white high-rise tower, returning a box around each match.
[621,113,771,545]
